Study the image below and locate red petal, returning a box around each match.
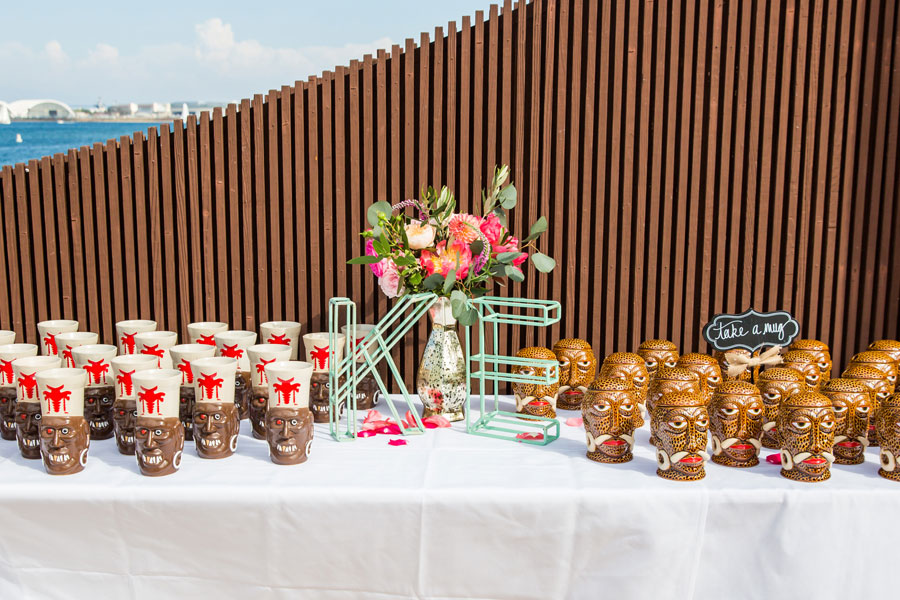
[424,415,452,428]
[388,439,408,446]
[765,453,782,465]
[515,432,544,441]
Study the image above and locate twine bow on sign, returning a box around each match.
[724,346,783,378]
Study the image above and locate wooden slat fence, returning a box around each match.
[1,0,899,385]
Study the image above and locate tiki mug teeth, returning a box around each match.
[260,321,302,360]
[598,352,649,427]
[582,378,637,463]
[778,391,836,483]
[132,369,185,477]
[264,361,314,465]
[511,347,559,419]
[652,392,710,481]
[788,339,832,384]
[36,367,90,476]
[11,355,59,457]
[646,367,700,447]
[341,324,381,410]
[190,357,239,458]
[187,322,228,347]
[247,344,293,437]
[821,378,871,465]
[756,367,807,449]
[875,392,900,481]
[110,354,160,454]
[709,381,764,468]
[134,330,178,369]
[55,332,99,369]
[842,364,895,447]
[114,320,157,355]
[636,339,679,382]
[72,344,118,441]
[676,353,722,405]
[169,343,217,441]
[0,343,39,441]
[552,338,596,410]
[36,320,78,358]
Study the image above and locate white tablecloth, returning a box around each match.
[1,395,897,599]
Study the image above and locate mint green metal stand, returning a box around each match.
[463,297,562,446]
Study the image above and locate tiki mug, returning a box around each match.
[55,331,99,369]
[849,351,898,387]
[647,367,701,447]
[191,357,240,458]
[341,324,381,410]
[636,339,679,381]
[652,392,710,481]
[876,392,900,481]
[135,330,177,369]
[778,391,836,483]
[114,319,157,355]
[0,331,15,345]
[246,344,293,439]
[187,321,228,347]
[11,355,59,457]
[781,350,822,391]
[582,377,637,463]
[676,353,722,404]
[36,319,78,357]
[821,378,871,465]
[708,381,764,467]
[260,321,302,360]
[552,338,596,410]
[713,349,754,383]
[511,347,559,419]
[842,364,895,446]
[789,339,832,384]
[756,367,807,449]
[131,369,185,477]
[72,344,117,440]
[868,340,900,370]
[168,343,217,442]
[598,352,649,426]
[264,361,315,465]
[110,354,158,455]
[304,333,346,423]
[0,343,38,440]
[215,330,257,419]
[36,367,90,475]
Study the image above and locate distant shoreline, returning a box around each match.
[8,117,197,124]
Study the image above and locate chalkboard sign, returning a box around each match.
[702,309,800,352]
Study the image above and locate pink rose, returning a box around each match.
[513,252,528,267]
[378,260,403,298]
[479,213,504,244]
[366,238,384,277]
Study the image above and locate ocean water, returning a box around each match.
[0,121,163,168]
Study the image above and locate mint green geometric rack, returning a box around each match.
[463,296,562,446]
[327,294,434,441]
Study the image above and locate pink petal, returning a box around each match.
[565,417,584,427]
[424,415,452,428]
[363,409,387,425]
[388,439,408,446]
[515,432,544,441]
[357,430,378,438]
[765,453,782,465]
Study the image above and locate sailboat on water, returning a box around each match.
[0,104,10,125]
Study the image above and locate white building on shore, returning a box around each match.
[3,99,75,120]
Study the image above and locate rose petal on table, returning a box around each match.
[388,439,408,446]
[363,409,389,425]
[515,432,544,441]
[765,453,782,465]
[357,430,378,438]
[424,414,452,428]
[565,417,583,427]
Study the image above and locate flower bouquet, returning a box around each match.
[347,165,555,422]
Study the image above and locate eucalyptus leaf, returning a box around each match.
[497,251,522,264]
[505,265,525,282]
[498,184,517,209]
[531,252,557,273]
[367,201,393,227]
[443,269,457,295]
[458,306,479,327]
[524,216,549,242]
[493,207,508,228]
[347,256,382,265]
[372,224,382,239]
[393,255,416,267]
[489,263,506,277]
[423,273,445,290]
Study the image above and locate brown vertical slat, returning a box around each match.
[90,145,113,341]
[27,160,48,323]
[2,166,24,334]
[225,105,242,329]
[146,128,164,326]
[419,33,431,190]
[158,126,178,333]
[633,0,651,342]
[212,108,229,323]
[240,99,256,329]
[0,169,12,330]
[67,149,88,327]
[376,50,388,204]
[403,39,416,200]
[472,12,485,206]
[333,70,348,304]
[349,63,363,304]
[390,46,402,205]
[132,133,151,319]
[321,73,336,327]
[720,0,740,317]
[646,0,665,337]
[432,31,444,186]
[293,86,309,326]
[592,0,611,352]
[446,24,458,194]
[172,121,191,335]
[621,0,639,348]
[77,148,101,332]
[184,118,203,320]
[39,156,62,318]
[265,93,282,321]
[197,114,215,319]
[52,154,74,318]
[551,0,568,344]
[251,94,269,326]
[698,0,719,348]
[459,17,472,208]
[881,6,900,337]
[279,87,296,321]
[306,80,322,328]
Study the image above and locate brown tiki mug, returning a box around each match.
[709,381,764,467]
[511,347,559,419]
[781,350,823,391]
[789,339,833,384]
[821,378,871,465]
[636,339,679,381]
[676,353,722,404]
[169,343,217,442]
[868,340,900,370]
[778,391,836,483]
[36,367,91,476]
[757,367,807,449]
[652,392,710,481]
[582,377,637,463]
[849,351,898,387]
[552,339,596,410]
[112,400,137,454]
[309,372,345,423]
[132,369,185,476]
[264,361,315,465]
[191,357,240,458]
[875,392,900,481]
[12,355,61,458]
[598,352,649,426]
[842,364,895,447]
[646,367,701,447]
[14,401,42,459]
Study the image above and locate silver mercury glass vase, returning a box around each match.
[416,296,467,422]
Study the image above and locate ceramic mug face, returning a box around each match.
[598,361,649,404]
[553,343,596,407]
[14,402,42,458]
[0,388,16,439]
[192,401,239,458]
[112,399,137,454]
[826,389,871,464]
[249,392,268,438]
[582,389,636,462]
[84,387,115,439]
[709,387,764,467]
[40,416,90,475]
[783,360,822,391]
[511,348,559,416]
[135,417,184,476]
[678,360,722,400]
[779,406,835,482]
[639,349,679,379]
[265,407,314,465]
[653,405,709,480]
[877,405,900,480]
[757,377,806,448]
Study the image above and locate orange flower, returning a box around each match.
[448,213,482,244]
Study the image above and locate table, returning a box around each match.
[1,395,897,599]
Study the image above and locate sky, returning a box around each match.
[0,0,491,107]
